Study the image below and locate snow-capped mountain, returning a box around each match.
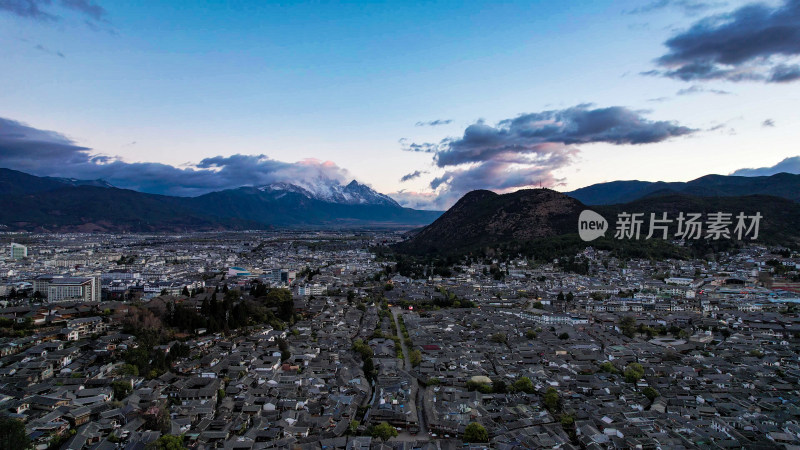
[258,179,400,207]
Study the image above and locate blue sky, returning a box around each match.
[1,0,799,208]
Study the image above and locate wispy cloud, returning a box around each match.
[0,0,111,29]
[0,0,58,21]
[387,190,446,210]
[626,0,728,16]
[61,0,105,21]
[646,0,800,83]
[399,138,438,153]
[415,119,452,127]
[33,43,65,58]
[399,170,427,182]
[675,85,731,95]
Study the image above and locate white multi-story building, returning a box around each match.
[47,277,101,303]
[297,284,326,297]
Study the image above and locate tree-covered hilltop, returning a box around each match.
[394,188,800,260]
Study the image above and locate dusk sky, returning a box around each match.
[1,0,799,209]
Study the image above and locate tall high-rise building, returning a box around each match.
[10,243,27,259]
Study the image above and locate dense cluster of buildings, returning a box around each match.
[0,231,799,449]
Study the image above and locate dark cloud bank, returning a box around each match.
[0,117,353,197]
[400,105,695,208]
[647,0,800,83]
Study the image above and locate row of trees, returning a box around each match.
[465,376,537,395]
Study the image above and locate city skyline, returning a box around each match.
[1,0,799,209]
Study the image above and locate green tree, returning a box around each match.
[463,422,488,443]
[513,376,535,394]
[619,316,637,338]
[526,329,537,339]
[146,434,186,450]
[352,339,373,359]
[117,363,139,376]
[466,380,493,393]
[144,406,172,434]
[624,362,645,383]
[543,387,560,413]
[363,357,376,382]
[599,361,619,374]
[277,338,291,362]
[348,420,360,435]
[369,422,398,442]
[409,349,422,366]
[490,333,507,344]
[642,386,660,401]
[0,417,31,450]
[112,380,132,399]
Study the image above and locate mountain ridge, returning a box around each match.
[566,172,800,205]
[396,188,800,257]
[0,168,440,231]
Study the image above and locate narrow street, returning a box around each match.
[391,307,428,436]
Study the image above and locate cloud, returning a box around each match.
[0,0,107,23]
[60,0,105,21]
[415,119,452,127]
[400,105,694,209]
[0,0,57,20]
[399,139,438,153]
[399,170,427,182]
[762,118,775,127]
[0,116,354,197]
[626,0,728,16]
[769,63,800,82]
[648,0,800,83]
[730,156,800,176]
[34,43,65,58]
[430,159,566,193]
[432,105,694,168]
[675,84,731,95]
[387,190,446,210]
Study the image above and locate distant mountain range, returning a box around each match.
[4,167,800,240]
[566,173,800,205]
[0,168,441,232]
[396,187,800,258]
